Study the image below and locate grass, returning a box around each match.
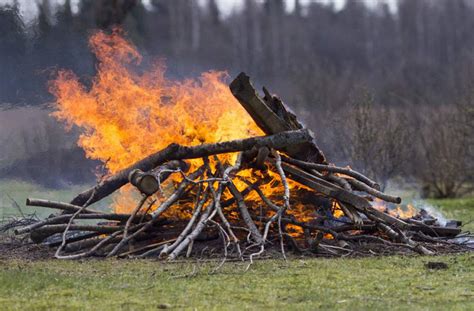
[0,181,473,310]
[0,254,472,310]
[0,180,111,219]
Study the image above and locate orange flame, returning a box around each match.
[49,30,325,231]
[50,30,263,175]
[389,204,418,219]
[371,198,418,219]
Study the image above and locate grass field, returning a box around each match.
[0,254,472,310]
[0,180,112,219]
[0,181,473,310]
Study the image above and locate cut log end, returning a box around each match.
[129,169,160,195]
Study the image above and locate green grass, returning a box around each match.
[0,254,472,310]
[0,180,111,219]
[0,181,473,310]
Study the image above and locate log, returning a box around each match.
[30,224,122,243]
[312,221,461,238]
[280,162,409,229]
[281,162,371,210]
[14,213,156,235]
[408,224,462,237]
[44,232,100,247]
[230,72,326,164]
[227,181,264,244]
[346,178,401,204]
[64,232,159,253]
[26,199,104,214]
[70,129,312,207]
[129,160,185,195]
[281,155,380,190]
[377,223,434,255]
[64,236,119,253]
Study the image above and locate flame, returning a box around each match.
[49,29,325,234]
[49,29,264,212]
[50,29,263,175]
[389,204,418,219]
[371,198,418,219]
[331,200,344,218]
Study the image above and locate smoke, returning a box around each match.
[411,199,448,226]
[385,181,449,225]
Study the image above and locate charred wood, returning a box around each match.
[230,72,326,164]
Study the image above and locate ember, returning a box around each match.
[14,30,469,261]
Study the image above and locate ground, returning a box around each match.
[0,181,473,310]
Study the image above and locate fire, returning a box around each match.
[389,204,418,219]
[50,30,304,215]
[49,29,270,214]
[331,200,344,218]
[50,29,262,175]
[371,198,418,219]
[49,29,332,237]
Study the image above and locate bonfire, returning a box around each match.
[11,30,471,262]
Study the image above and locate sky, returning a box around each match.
[0,0,397,25]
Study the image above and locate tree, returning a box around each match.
[0,3,26,104]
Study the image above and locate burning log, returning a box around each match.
[70,129,312,207]
[12,73,470,262]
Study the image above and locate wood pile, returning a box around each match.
[13,73,469,261]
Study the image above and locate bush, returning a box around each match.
[330,89,412,190]
[418,101,474,198]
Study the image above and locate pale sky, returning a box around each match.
[1,0,397,25]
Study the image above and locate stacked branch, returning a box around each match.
[13,73,469,261]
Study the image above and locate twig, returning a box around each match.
[55,187,98,259]
[160,185,208,257]
[107,194,149,257]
